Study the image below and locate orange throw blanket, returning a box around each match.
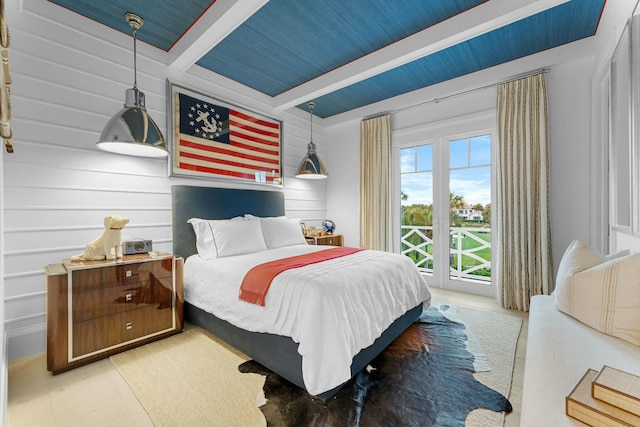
[239,247,364,306]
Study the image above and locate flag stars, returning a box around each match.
[179,94,237,144]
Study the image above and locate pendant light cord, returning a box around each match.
[309,106,313,142]
[125,12,144,106]
[308,100,316,143]
[132,27,138,94]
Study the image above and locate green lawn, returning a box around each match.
[454,230,491,266]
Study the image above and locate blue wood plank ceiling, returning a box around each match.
[47,0,606,118]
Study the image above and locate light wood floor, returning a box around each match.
[7,288,528,427]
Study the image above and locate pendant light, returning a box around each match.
[96,13,168,158]
[295,101,328,179]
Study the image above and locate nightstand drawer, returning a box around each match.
[71,259,172,293]
[72,278,173,323]
[318,235,342,246]
[305,234,344,246]
[72,304,174,357]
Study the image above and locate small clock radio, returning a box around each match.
[122,239,153,255]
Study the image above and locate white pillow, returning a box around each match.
[209,219,267,257]
[244,214,285,221]
[553,239,606,307]
[188,218,221,259]
[188,216,257,259]
[559,253,640,346]
[259,217,307,249]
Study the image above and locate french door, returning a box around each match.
[395,130,496,297]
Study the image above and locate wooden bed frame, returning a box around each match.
[171,184,422,399]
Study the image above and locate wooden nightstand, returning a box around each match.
[305,234,344,246]
[45,252,184,374]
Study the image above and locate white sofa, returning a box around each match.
[521,295,640,426]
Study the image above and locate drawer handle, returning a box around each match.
[126,322,133,330]
[125,293,133,302]
[126,270,132,278]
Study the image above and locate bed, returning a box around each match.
[172,185,430,399]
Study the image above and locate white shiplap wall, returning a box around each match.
[3,1,328,360]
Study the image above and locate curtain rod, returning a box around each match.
[362,68,551,121]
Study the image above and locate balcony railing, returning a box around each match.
[401,225,491,283]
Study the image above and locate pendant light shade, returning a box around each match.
[96,13,168,158]
[296,101,328,179]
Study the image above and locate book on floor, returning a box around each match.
[593,366,640,417]
[566,369,640,427]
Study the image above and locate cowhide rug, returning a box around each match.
[239,305,512,427]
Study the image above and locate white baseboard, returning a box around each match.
[7,324,46,362]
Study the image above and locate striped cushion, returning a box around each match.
[556,252,640,346]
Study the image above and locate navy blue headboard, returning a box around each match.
[171,185,285,260]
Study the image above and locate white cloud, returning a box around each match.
[402,167,491,207]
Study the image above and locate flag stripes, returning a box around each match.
[179,162,275,182]
[179,138,279,167]
[229,132,280,154]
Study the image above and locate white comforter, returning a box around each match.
[184,244,431,395]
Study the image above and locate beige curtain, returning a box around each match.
[496,73,553,311]
[360,114,391,251]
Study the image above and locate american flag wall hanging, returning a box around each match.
[169,83,282,184]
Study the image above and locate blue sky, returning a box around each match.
[401,135,491,207]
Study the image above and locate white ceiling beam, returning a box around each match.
[167,0,268,72]
[272,0,571,112]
